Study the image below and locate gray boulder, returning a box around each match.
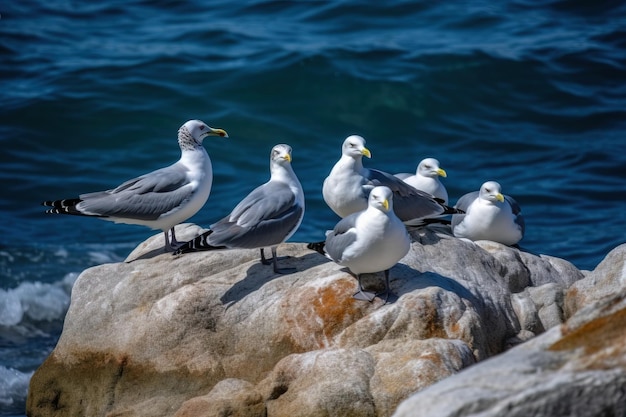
[27,224,588,417]
[393,243,626,417]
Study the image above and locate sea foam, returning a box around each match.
[0,273,79,412]
[0,366,33,407]
[0,273,78,327]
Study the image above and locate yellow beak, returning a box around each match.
[437,168,447,178]
[382,198,389,211]
[362,147,372,158]
[284,153,292,163]
[208,128,229,138]
[495,193,505,203]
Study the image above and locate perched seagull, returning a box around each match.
[451,181,525,246]
[395,157,448,204]
[322,135,458,225]
[309,186,410,303]
[175,144,305,274]
[42,119,228,251]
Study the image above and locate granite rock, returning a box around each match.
[27,224,589,417]
[393,244,626,417]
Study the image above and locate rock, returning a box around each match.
[261,348,378,417]
[175,379,264,417]
[393,244,626,417]
[366,339,475,416]
[564,243,626,318]
[28,224,588,417]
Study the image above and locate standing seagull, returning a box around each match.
[310,186,410,303]
[322,135,457,225]
[175,144,305,274]
[42,119,228,251]
[451,181,525,246]
[395,157,449,204]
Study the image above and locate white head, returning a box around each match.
[270,143,293,166]
[479,181,505,203]
[368,186,393,213]
[179,119,228,150]
[342,135,372,159]
[417,158,447,178]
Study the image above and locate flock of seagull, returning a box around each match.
[43,119,525,303]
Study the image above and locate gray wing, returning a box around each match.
[364,168,448,221]
[324,213,359,262]
[504,195,522,216]
[454,191,479,212]
[394,173,412,180]
[450,191,479,231]
[76,164,192,220]
[505,195,525,235]
[209,181,303,249]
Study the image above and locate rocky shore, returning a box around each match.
[27,223,626,417]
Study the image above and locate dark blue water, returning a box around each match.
[1,1,625,414]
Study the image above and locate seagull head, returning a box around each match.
[479,181,505,203]
[368,186,393,213]
[418,158,447,178]
[342,135,371,159]
[271,144,293,165]
[183,120,229,144]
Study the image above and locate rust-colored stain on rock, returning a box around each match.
[419,299,448,339]
[310,278,367,342]
[549,306,626,368]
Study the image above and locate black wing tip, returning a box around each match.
[173,243,225,255]
[443,205,464,215]
[173,231,222,255]
[173,244,193,255]
[419,218,452,226]
[42,198,85,215]
[41,198,82,208]
[307,241,326,255]
[44,207,64,215]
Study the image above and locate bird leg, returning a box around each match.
[260,247,272,265]
[163,231,173,251]
[164,227,184,252]
[352,274,376,302]
[375,269,392,304]
[260,247,295,274]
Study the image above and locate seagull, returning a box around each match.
[395,157,448,204]
[175,144,305,274]
[309,186,410,302]
[451,181,525,246]
[42,119,228,251]
[322,135,458,225]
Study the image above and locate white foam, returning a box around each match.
[0,273,77,327]
[54,247,69,259]
[0,365,33,406]
[0,292,22,327]
[88,250,123,265]
[0,250,16,263]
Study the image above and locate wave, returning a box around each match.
[0,273,80,414]
[0,273,77,329]
[0,366,33,409]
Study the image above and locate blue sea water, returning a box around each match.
[1,1,625,415]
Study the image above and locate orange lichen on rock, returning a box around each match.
[310,278,366,335]
[549,306,626,369]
